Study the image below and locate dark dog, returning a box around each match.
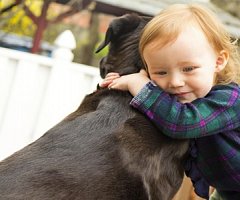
[0,14,189,200]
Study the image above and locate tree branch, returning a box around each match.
[23,4,38,24]
[50,7,80,24]
[0,0,23,15]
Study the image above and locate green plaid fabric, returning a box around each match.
[130,81,240,199]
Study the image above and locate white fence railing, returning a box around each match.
[0,47,101,160]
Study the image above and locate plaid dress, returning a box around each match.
[130,81,240,200]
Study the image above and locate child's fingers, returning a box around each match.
[108,82,115,89]
[99,80,113,88]
[108,79,119,89]
[104,76,117,81]
[99,72,120,88]
[105,72,120,78]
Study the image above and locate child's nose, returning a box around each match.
[168,75,185,88]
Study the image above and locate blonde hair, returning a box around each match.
[139,3,240,85]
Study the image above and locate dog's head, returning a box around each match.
[96,14,151,78]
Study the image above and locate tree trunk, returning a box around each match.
[31,1,50,53]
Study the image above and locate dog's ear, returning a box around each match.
[95,14,141,53]
[95,27,114,53]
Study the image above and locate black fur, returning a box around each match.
[0,14,189,200]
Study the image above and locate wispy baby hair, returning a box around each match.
[139,3,240,84]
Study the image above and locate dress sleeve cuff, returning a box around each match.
[130,81,160,111]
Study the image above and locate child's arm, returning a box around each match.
[100,70,150,95]
[131,81,240,139]
[100,71,240,139]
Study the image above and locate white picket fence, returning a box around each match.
[0,47,101,160]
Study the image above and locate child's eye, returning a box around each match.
[183,66,196,72]
[156,71,167,76]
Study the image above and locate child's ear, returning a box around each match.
[215,50,229,72]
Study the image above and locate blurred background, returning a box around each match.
[0,0,239,66]
[0,1,240,199]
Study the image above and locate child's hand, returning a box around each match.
[99,70,150,96]
[99,72,120,88]
[108,73,132,91]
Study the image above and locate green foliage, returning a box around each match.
[72,31,108,66]
[0,0,60,37]
[0,0,41,36]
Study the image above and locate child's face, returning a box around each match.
[143,26,220,103]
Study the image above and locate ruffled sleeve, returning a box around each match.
[184,140,209,199]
